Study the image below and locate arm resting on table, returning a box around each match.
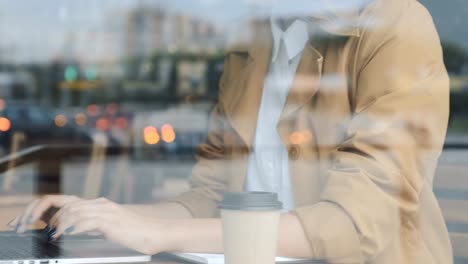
[154,214,313,258]
[125,202,193,219]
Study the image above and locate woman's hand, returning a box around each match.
[9,195,80,232]
[9,195,173,255]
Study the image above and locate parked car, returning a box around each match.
[0,101,93,152]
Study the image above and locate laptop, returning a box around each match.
[0,230,150,264]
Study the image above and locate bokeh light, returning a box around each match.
[289,132,302,145]
[115,117,128,129]
[301,131,313,142]
[106,103,118,115]
[161,124,176,143]
[144,126,160,145]
[54,115,67,127]
[85,66,98,81]
[75,113,87,126]
[0,99,5,111]
[64,65,78,82]
[289,131,313,145]
[0,117,11,132]
[96,117,110,131]
[87,104,99,116]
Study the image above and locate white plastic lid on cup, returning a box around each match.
[219,192,283,211]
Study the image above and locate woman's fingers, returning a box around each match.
[29,195,79,224]
[7,216,20,228]
[9,195,79,233]
[15,199,41,232]
[52,212,109,240]
[48,198,115,240]
[29,195,80,225]
[48,199,111,228]
[10,196,118,240]
[49,199,95,228]
[68,219,100,235]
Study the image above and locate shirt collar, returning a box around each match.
[270,18,309,63]
[268,0,363,39]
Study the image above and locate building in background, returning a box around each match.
[125,7,166,58]
[124,5,226,57]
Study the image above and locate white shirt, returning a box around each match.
[244,18,309,212]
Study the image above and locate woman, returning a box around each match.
[10,0,452,262]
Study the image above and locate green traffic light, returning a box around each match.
[85,67,98,80]
[64,66,78,82]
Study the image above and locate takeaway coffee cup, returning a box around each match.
[219,192,282,264]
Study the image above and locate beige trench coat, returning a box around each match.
[170,0,453,263]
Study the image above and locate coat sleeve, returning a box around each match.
[294,3,449,262]
[167,105,229,218]
[167,55,235,218]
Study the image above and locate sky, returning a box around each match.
[0,0,466,63]
[0,0,256,63]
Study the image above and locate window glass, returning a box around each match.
[0,1,466,262]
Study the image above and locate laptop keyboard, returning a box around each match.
[0,235,62,260]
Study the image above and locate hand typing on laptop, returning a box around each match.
[8,195,173,255]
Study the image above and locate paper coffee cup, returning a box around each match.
[219,192,282,264]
